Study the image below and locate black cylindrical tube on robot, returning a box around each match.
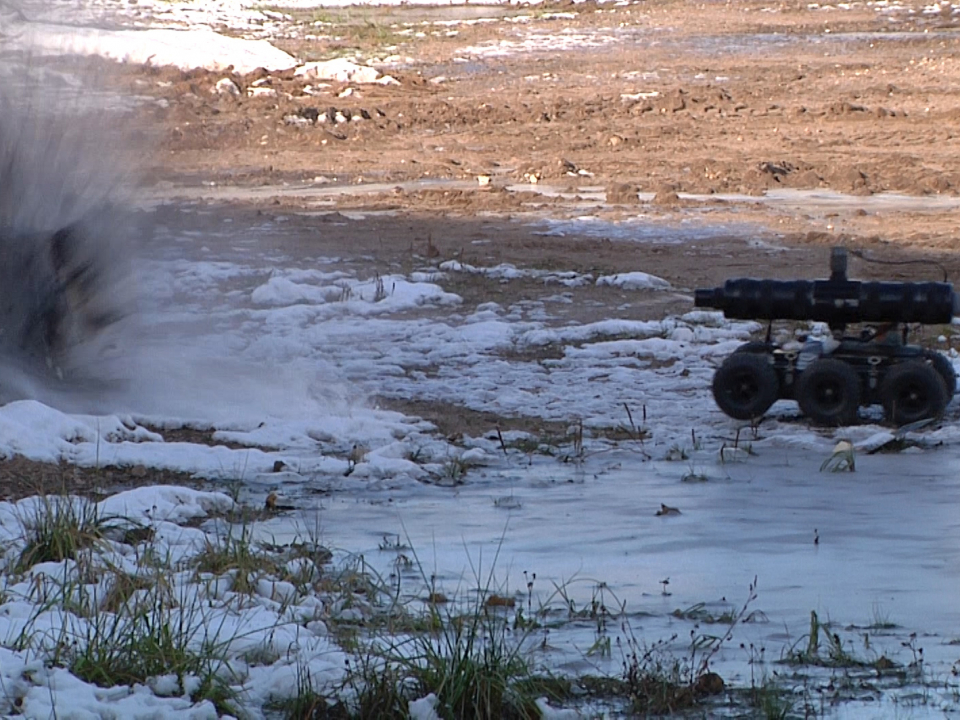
[694,278,957,325]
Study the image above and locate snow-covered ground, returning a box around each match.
[0,486,351,719]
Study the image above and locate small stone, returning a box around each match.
[656,503,681,516]
[214,78,240,97]
[695,672,725,695]
[265,492,295,511]
[349,444,368,464]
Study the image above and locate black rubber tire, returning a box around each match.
[795,358,861,427]
[880,360,948,426]
[712,352,779,420]
[922,350,956,399]
[733,341,771,354]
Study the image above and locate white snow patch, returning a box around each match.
[439,260,592,286]
[12,24,298,74]
[458,29,619,58]
[410,694,443,720]
[295,58,384,83]
[250,273,460,313]
[536,697,581,719]
[596,271,671,290]
[98,486,235,524]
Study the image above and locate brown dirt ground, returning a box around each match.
[0,456,203,502]
[122,0,960,248]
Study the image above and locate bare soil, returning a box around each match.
[0,456,203,502]
[127,0,960,246]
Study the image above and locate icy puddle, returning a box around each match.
[153,179,960,220]
[247,440,960,714]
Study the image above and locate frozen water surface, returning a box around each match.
[260,447,960,704]
[159,178,960,216]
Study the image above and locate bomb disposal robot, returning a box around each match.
[694,248,958,426]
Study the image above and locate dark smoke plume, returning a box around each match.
[0,53,148,407]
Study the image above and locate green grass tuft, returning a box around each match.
[15,496,127,573]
